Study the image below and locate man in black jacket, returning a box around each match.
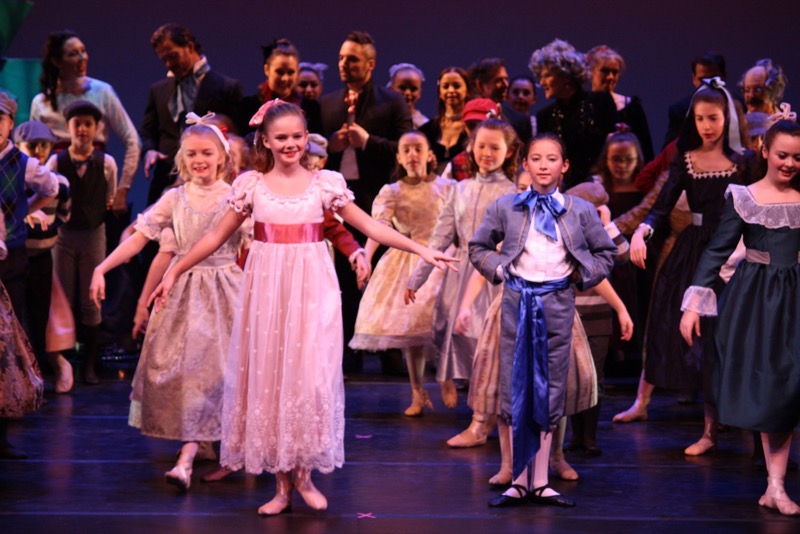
[140,23,242,205]
[320,30,412,213]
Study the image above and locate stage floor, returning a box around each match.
[2,361,798,533]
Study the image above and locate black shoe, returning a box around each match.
[529,485,576,507]
[584,445,602,457]
[488,484,529,508]
[83,367,100,385]
[563,442,585,453]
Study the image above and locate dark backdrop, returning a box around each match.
[6,0,799,213]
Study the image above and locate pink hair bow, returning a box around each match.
[249,98,284,127]
[765,102,797,131]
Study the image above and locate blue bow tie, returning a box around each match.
[513,187,566,241]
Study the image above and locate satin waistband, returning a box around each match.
[691,212,703,226]
[745,249,800,265]
[254,222,323,244]
[175,255,236,268]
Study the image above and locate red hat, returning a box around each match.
[462,98,500,122]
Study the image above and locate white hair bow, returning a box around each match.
[185,112,230,153]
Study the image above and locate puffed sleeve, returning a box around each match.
[134,188,178,240]
[158,227,178,254]
[680,190,746,316]
[229,170,261,217]
[371,183,397,226]
[317,170,354,211]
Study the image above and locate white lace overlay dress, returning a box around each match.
[221,170,351,474]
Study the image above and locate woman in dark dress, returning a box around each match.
[235,39,321,137]
[419,67,471,174]
[530,39,617,190]
[587,45,654,162]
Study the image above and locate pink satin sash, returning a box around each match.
[253,222,324,244]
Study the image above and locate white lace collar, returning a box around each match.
[685,152,738,179]
[727,184,800,229]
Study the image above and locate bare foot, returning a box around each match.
[488,466,512,486]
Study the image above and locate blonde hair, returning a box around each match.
[174,124,233,182]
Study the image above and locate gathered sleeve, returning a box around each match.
[134,188,178,240]
[158,227,178,254]
[228,171,261,217]
[317,170,354,211]
[681,192,746,316]
[371,183,397,226]
[613,169,670,235]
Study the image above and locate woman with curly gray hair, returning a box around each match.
[531,39,616,189]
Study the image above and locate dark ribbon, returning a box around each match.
[513,187,566,241]
[505,274,571,477]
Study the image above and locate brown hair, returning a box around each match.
[250,101,308,173]
[591,132,644,192]
[39,30,79,111]
[174,125,233,183]
[150,23,202,53]
[261,38,299,67]
[391,130,437,182]
[467,118,519,179]
[434,66,471,123]
[762,119,800,191]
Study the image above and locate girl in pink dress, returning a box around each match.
[150,100,456,515]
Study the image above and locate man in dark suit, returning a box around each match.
[320,30,412,213]
[140,23,242,205]
[319,31,411,374]
[469,57,533,147]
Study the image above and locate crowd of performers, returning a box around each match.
[1,24,799,517]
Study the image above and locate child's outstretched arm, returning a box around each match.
[133,250,174,338]
[593,279,633,341]
[149,208,247,310]
[406,185,458,292]
[338,202,458,272]
[90,231,150,308]
[454,269,489,335]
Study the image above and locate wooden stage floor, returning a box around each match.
[2,360,798,533]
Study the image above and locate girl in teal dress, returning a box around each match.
[680,119,800,516]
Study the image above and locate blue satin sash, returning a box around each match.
[505,274,571,477]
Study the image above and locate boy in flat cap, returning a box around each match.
[47,100,117,384]
[15,121,75,393]
[0,91,60,320]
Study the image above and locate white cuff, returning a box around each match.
[349,248,366,267]
[680,286,718,316]
[636,223,654,241]
[604,222,621,239]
